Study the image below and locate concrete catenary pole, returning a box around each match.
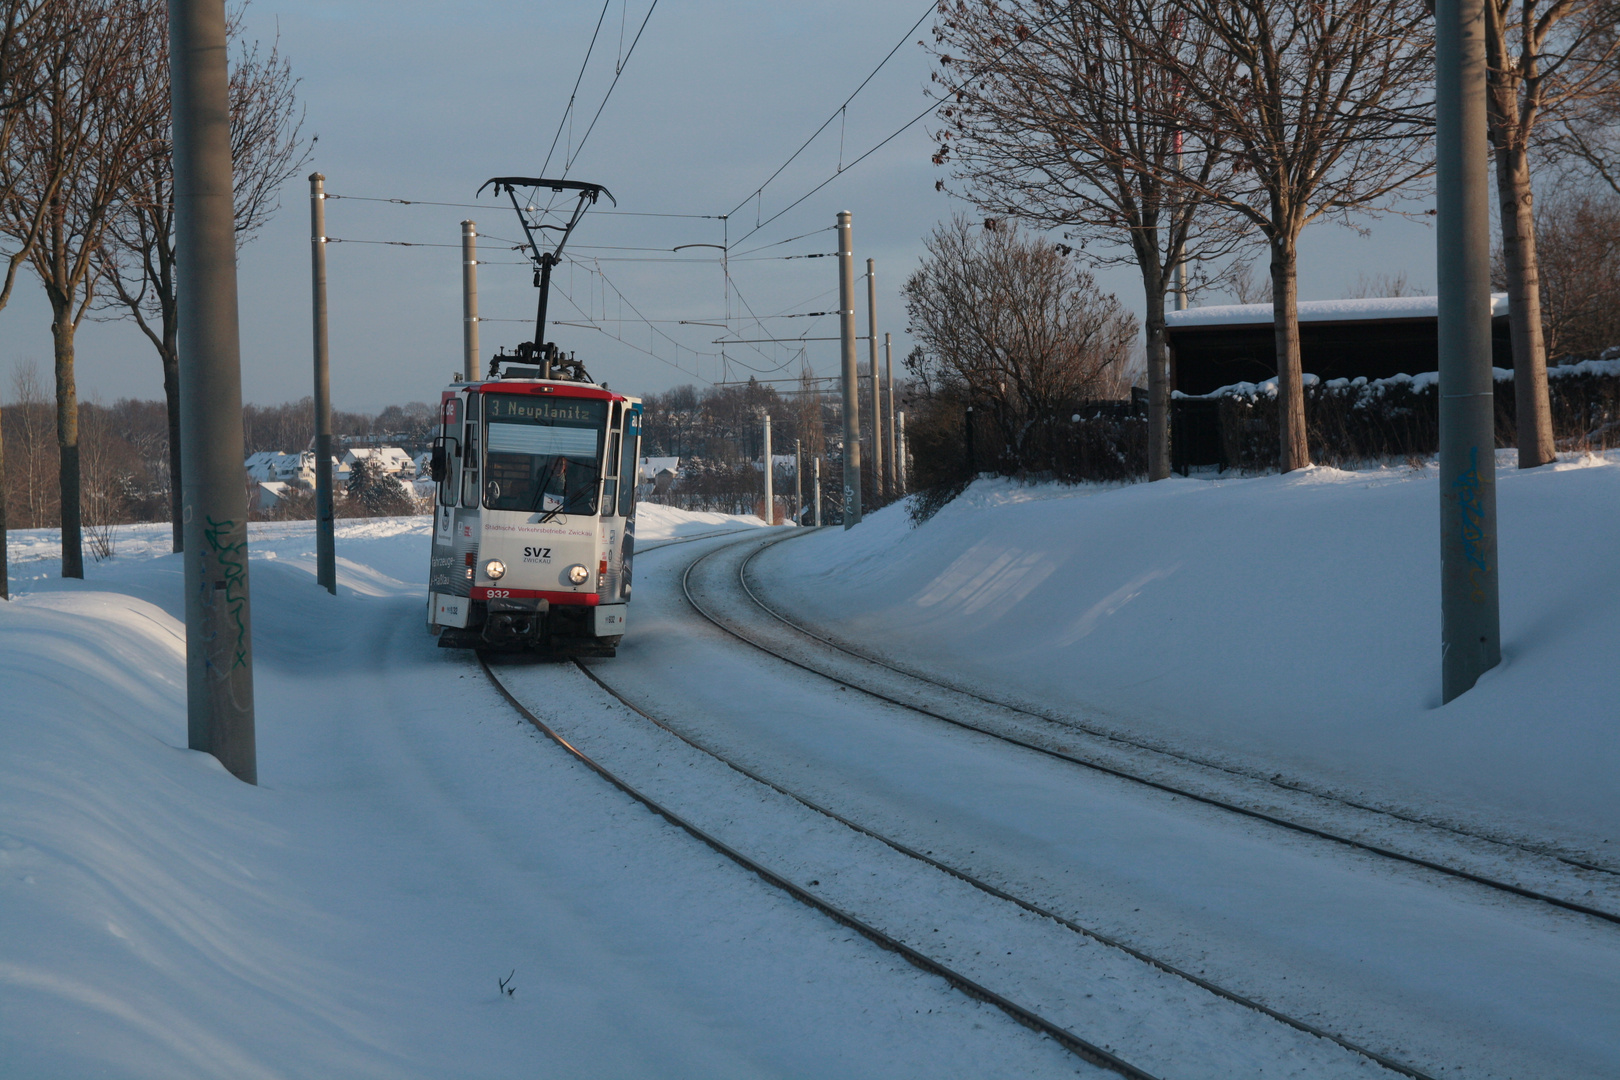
[1436,0,1501,702]
[794,438,803,525]
[762,412,774,525]
[309,173,336,596]
[461,220,480,381]
[866,258,883,502]
[813,456,822,527]
[897,410,907,494]
[884,332,896,499]
[173,0,256,783]
[837,212,862,527]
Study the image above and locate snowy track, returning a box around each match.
[495,528,1620,1079]
[481,653,1159,1080]
[727,531,1620,924]
[487,535,1442,1079]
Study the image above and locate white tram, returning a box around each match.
[426,175,641,654]
[426,353,642,653]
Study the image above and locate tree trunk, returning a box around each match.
[1142,267,1171,481]
[51,306,82,579]
[1494,139,1556,467]
[1270,235,1311,472]
[162,330,183,552]
[1,399,9,600]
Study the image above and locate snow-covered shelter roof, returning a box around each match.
[1164,294,1516,396]
[1166,294,1510,329]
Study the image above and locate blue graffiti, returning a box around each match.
[1452,447,1490,601]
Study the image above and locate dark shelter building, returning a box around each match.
[1165,295,1512,396]
[1162,295,1512,472]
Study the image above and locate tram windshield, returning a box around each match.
[482,394,607,516]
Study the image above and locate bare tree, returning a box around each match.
[6,359,52,526]
[0,0,168,578]
[99,6,310,551]
[0,0,56,596]
[904,216,1138,465]
[929,0,1244,482]
[1345,270,1421,298]
[1230,262,1274,305]
[1496,185,1620,361]
[0,0,51,315]
[1099,0,1434,472]
[1484,0,1620,467]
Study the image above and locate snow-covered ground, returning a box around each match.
[3,509,1086,1078]
[759,451,1620,858]
[6,453,1619,1077]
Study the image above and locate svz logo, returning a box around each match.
[522,546,553,563]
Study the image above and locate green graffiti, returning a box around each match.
[204,516,250,670]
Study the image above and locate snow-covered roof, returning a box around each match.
[344,446,414,471]
[1166,294,1510,329]
[640,456,680,478]
[244,451,308,481]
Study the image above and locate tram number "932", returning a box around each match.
[486,589,512,599]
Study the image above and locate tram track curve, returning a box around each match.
[485,528,1446,1079]
[479,527,1163,1075]
[739,532,1618,878]
[478,528,1443,1078]
[476,657,1160,1080]
[687,528,1620,928]
[561,653,1435,1080]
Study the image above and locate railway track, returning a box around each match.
[478,530,1442,1079]
[482,530,1160,1074]
[480,653,1162,1080]
[696,528,1620,927]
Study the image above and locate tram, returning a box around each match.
[427,176,641,654]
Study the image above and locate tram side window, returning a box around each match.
[438,397,462,506]
[618,409,640,519]
[601,405,621,517]
[461,393,481,508]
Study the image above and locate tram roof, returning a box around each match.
[455,379,630,403]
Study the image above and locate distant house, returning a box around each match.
[244,451,303,484]
[342,446,415,476]
[639,456,680,498]
[1165,294,1513,396]
[255,481,291,511]
[245,450,340,490]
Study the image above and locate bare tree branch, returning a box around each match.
[96,0,311,551]
[929,0,1247,480]
[1095,0,1436,471]
[0,0,169,578]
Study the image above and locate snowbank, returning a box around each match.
[759,457,1620,853]
[2,508,1027,1079]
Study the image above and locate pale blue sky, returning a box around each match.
[0,0,1442,412]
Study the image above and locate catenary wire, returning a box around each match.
[563,0,662,176]
[729,0,1083,249]
[540,0,615,177]
[724,0,936,219]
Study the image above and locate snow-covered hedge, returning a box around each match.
[1190,355,1620,470]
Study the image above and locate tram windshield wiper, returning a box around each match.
[532,456,601,522]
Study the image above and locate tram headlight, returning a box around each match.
[484,559,506,580]
[567,563,590,585]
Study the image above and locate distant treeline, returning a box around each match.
[1,369,438,531]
